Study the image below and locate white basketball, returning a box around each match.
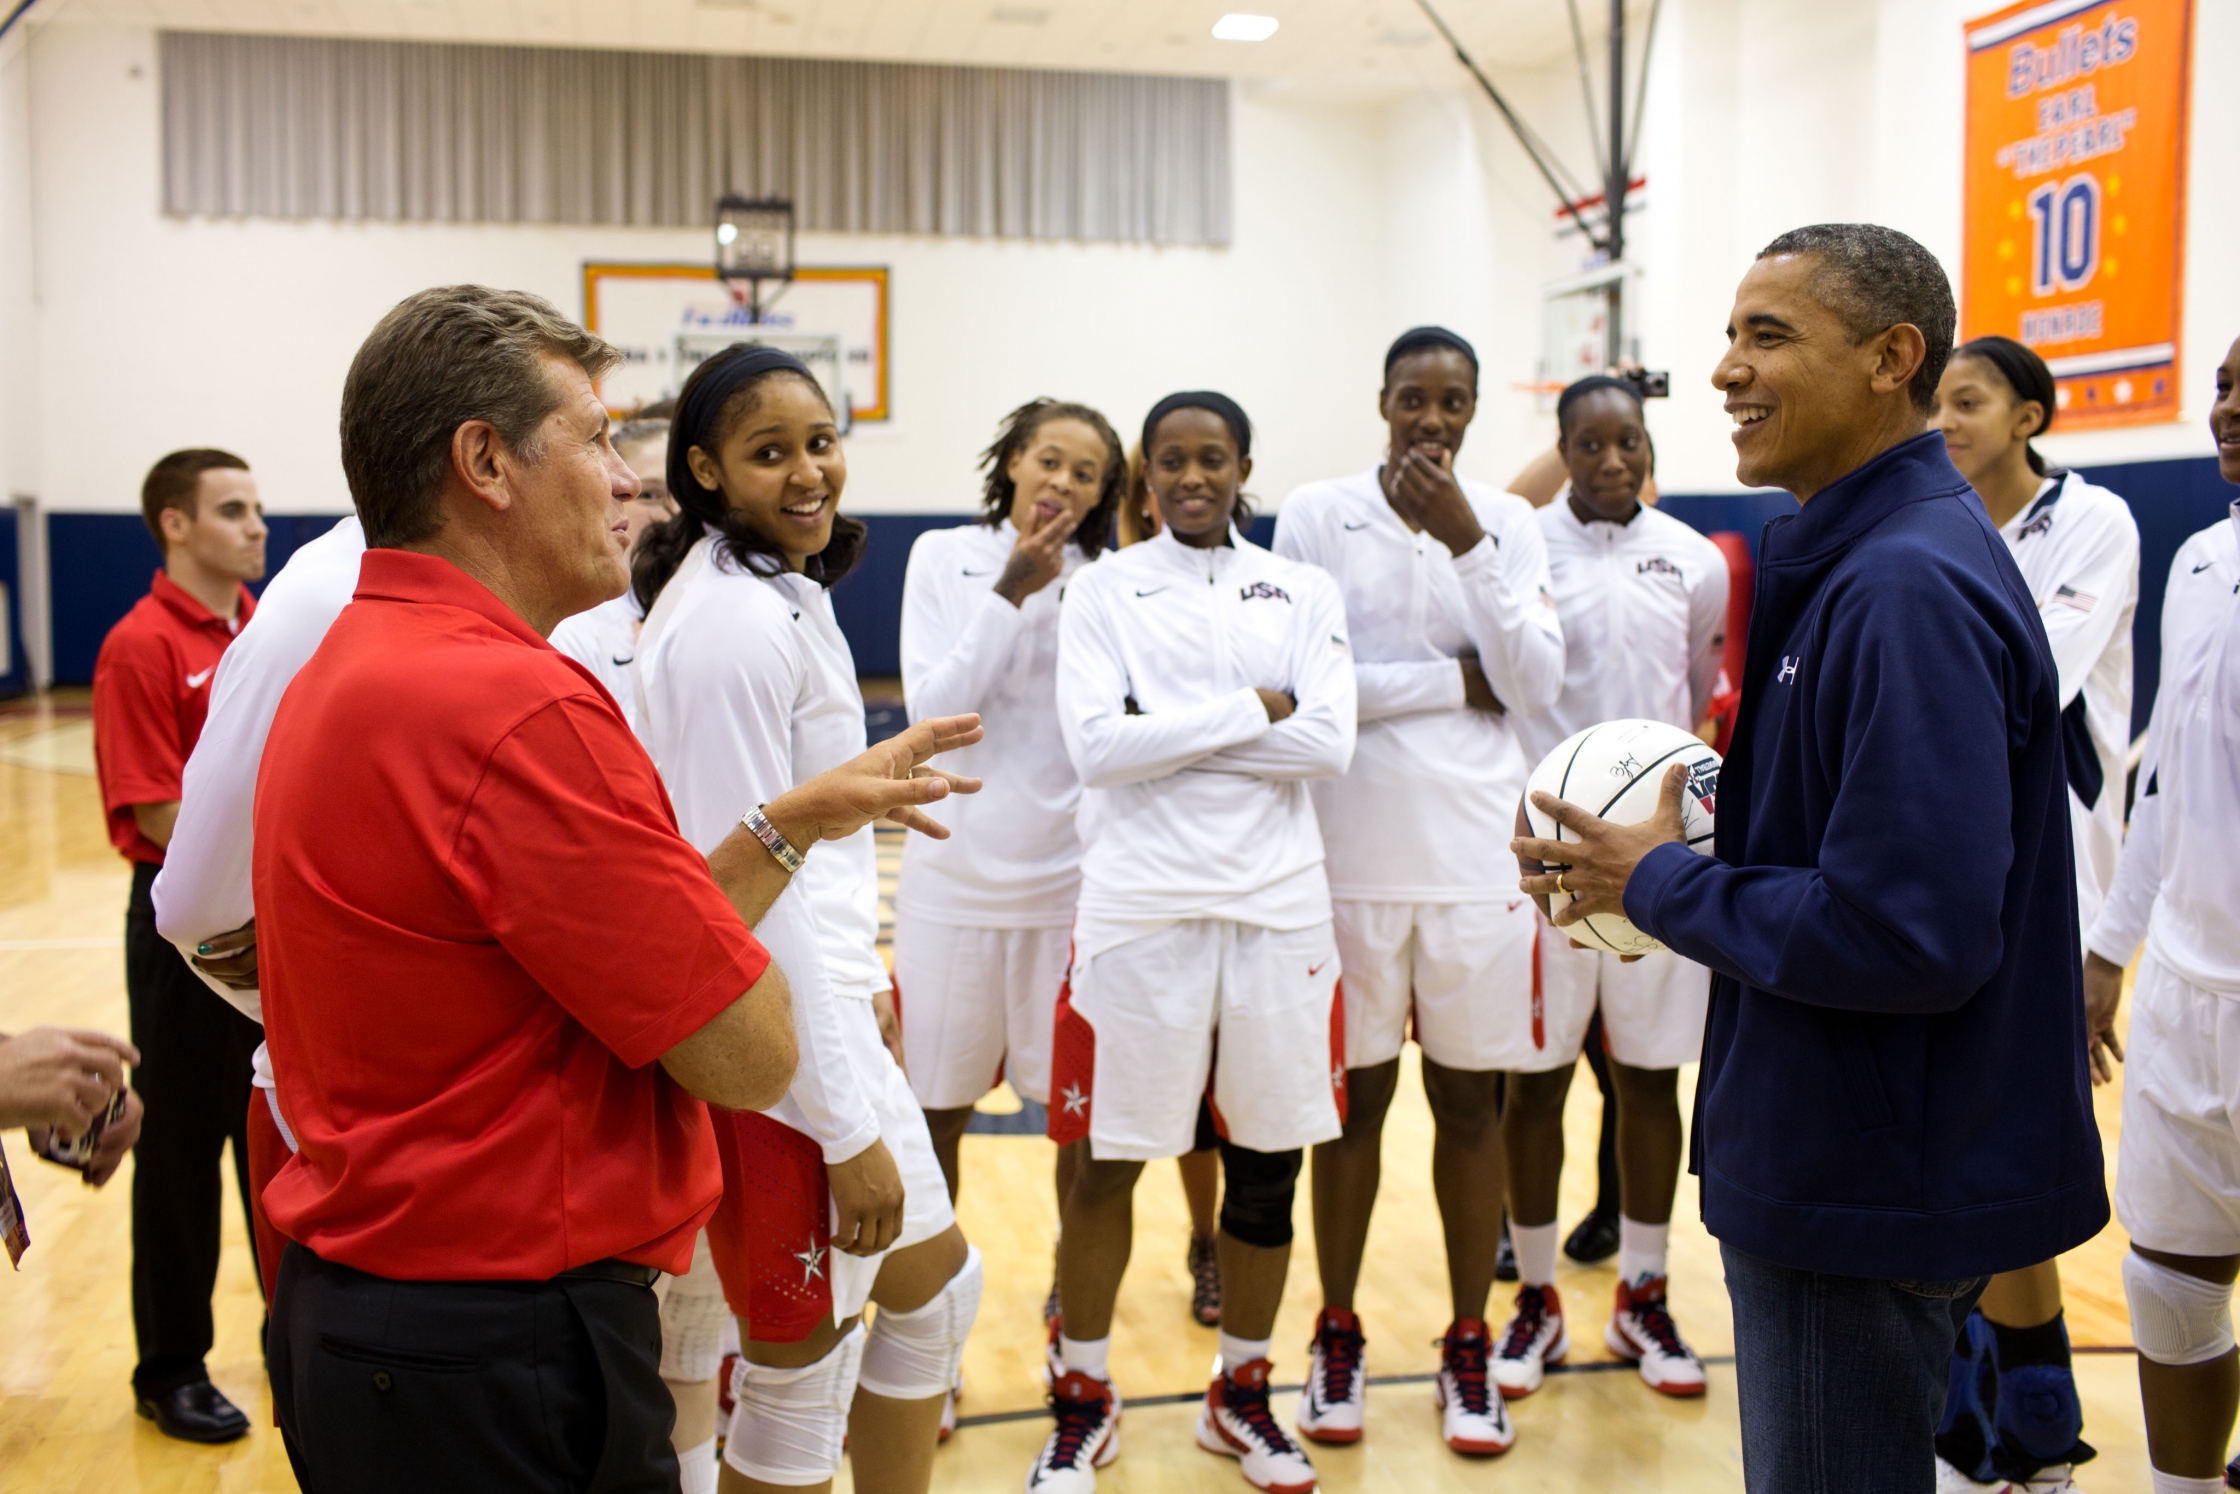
[1523,718,1722,955]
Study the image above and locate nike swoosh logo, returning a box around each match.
[1342,521,1369,530]
[2196,561,2215,573]
[609,655,634,667]
[1308,961,1328,976]
[185,668,213,688]
[1135,587,1168,598]
[963,568,993,577]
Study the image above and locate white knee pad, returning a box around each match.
[721,1325,867,1486]
[657,1235,732,1383]
[2123,1250,2237,1366]
[858,1245,984,1400]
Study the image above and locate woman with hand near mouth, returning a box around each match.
[1030,392,1355,1494]
[893,399,1125,1306]
[1271,326,1564,1458]
[1926,336,2137,1494]
[633,345,982,1494]
[1503,375,1729,1407]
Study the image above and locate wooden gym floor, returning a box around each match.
[0,690,2158,1491]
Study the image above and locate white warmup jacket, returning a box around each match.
[1056,528,1357,963]
[2085,502,2240,995]
[895,520,1089,929]
[1519,497,1729,762]
[634,538,884,1164]
[151,516,367,1125]
[549,592,645,737]
[1272,471,1563,902]
[1998,470,2140,938]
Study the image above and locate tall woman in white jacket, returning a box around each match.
[632,346,981,1494]
[895,398,1124,1198]
[1027,392,1355,1494]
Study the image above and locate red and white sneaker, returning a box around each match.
[1434,1319,1516,1455]
[1197,1359,1318,1493]
[1491,1284,1569,1399]
[1025,1370,1120,1493]
[1604,1276,1706,1397]
[1294,1307,1366,1445]
[1040,1315,1065,1390]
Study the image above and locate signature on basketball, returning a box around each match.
[1609,752,1644,778]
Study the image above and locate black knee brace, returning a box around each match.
[1217,1140,1303,1249]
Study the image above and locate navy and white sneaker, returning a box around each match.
[1199,1359,1316,1492]
[1491,1284,1569,1399]
[1025,1370,1120,1493]
[1294,1307,1365,1444]
[1435,1319,1515,1454]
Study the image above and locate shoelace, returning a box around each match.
[1499,1287,1554,1359]
[1190,1238,1221,1313]
[1222,1374,1303,1454]
[1314,1321,1364,1403]
[1439,1333,1494,1414]
[1044,1386,1108,1468]
[1627,1294,1690,1359]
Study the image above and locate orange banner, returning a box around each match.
[1961,0,2191,429]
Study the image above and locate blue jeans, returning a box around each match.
[1722,1242,1987,1493]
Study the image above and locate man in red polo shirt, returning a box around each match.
[253,286,981,1493]
[90,447,268,1443]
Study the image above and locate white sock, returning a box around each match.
[1059,1333,1110,1382]
[1511,1222,1560,1289]
[676,1436,718,1494]
[1217,1331,1272,1374]
[1617,1216,1669,1288]
[2150,1473,2225,1494]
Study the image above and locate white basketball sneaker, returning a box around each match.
[1197,1358,1318,1493]
[1294,1307,1366,1445]
[1604,1276,1707,1397]
[1025,1370,1120,1493]
[1491,1283,1569,1399]
[939,1370,961,1444]
[1434,1319,1516,1455]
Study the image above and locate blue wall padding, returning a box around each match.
[20,458,2227,740]
[0,506,23,695]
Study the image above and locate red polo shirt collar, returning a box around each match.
[148,568,256,634]
[352,549,548,649]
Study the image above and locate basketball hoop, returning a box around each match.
[715,194,794,324]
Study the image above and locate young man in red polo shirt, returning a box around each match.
[90,448,268,1443]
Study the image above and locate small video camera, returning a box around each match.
[1621,368,1671,399]
[33,1089,127,1174]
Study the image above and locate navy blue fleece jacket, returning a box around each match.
[1625,432,2108,1280]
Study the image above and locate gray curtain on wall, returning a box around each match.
[158,31,1232,246]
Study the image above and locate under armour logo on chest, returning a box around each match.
[1777,656,1800,684]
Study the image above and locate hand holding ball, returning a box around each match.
[1511,719,1721,954]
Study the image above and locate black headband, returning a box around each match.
[1385,326,1479,379]
[1556,374,1644,434]
[1142,390,1252,459]
[671,343,819,504]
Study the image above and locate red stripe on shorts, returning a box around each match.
[1530,922,1545,1050]
[706,1109,835,1344]
[1046,959,1094,1147]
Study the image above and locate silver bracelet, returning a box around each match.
[741,804,805,873]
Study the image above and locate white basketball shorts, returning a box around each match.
[1331,898,1549,1073]
[1048,919,1347,1162]
[1536,923,1714,1071]
[892,917,1069,1109]
[2115,953,2240,1257]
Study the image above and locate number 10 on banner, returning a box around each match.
[2026,173,2101,296]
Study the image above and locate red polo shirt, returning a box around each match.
[92,571,256,863]
[252,550,769,1280]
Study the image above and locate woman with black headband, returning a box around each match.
[631,344,984,1494]
[1031,391,1355,1494]
[1271,325,1563,1458]
[1928,336,2138,1494]
[1502,373,1729,1408]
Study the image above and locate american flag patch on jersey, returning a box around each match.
[2051,585,2098,613]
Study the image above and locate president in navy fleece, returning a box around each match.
[1512,224,2107,1493]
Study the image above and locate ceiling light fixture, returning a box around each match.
[1211,13,1279,41]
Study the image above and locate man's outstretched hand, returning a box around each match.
[1510,762,1688,927]
[766,714,985,848]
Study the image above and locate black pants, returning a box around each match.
[271,1244,683,1494]
[126,860,264,1397]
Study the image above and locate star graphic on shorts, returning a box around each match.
[1060,1083,1088,1116]
[1332,1063,1346,1093]
[794,1239,827,1285]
